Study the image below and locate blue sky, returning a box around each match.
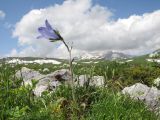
[0,0,160,57]
[0,0,63,55]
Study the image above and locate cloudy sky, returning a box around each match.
[0,0,160,58]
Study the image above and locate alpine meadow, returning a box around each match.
[0,0,160,120]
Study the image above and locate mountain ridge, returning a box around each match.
[80,51,132,60]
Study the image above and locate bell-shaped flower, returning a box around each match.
[37,20,63,41]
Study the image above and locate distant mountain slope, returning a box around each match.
[0,50,135,63]
[80,51,132,60]
[0,57,64,64]
[149,49,160,58]
[102,51,131,60]
[1,57,65,61]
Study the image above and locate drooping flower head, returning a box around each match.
[37,20,63,42]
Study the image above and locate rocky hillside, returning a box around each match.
[149,49,160,58]
[16,67,160,114]
[80,51,131,60]
[0,57,64,64]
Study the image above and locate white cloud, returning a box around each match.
[11,0,160,58]
[0,10,5,19]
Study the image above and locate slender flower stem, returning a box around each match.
[61,39,75,101]
[37,20,75,101]
[37,20,76,101]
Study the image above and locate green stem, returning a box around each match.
[61,39,75,101]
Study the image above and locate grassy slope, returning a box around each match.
[0,56,160,119]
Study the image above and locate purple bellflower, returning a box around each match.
[37,20,63,42]
[37,19,75,101]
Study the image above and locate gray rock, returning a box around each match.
[15,67,44,86]
[33,85,48,96]
[91,76,105,86]
[76,75,89,86]
[15,67,71,96]
[51,69,71,81]
[76,75,105,87]
[16,68,105,96]
[122,83,160,112]
[34,80,60,96]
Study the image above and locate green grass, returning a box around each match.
[0,59,160,120]
[86,90,157,120]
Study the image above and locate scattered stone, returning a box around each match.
[76,75,105,87]
[76,75,89,87]
[34,80,60,96]
[15,67,44,86]
[122,83,160,112]
[16,68,105,96]
[91,76,105,86]
[15,67,71,96]
[50,69,71,82]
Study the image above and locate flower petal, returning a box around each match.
[36,35,43,39]
[38,27,60,40]
[45,19,53,31]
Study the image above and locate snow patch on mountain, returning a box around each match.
[147,59,160,63]
[7,59,61,64]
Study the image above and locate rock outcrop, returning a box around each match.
[16,67,71,96]
[15,67,44,86]
[16,67,105,96]
[76,75,105,87]
[122,83,160,113]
